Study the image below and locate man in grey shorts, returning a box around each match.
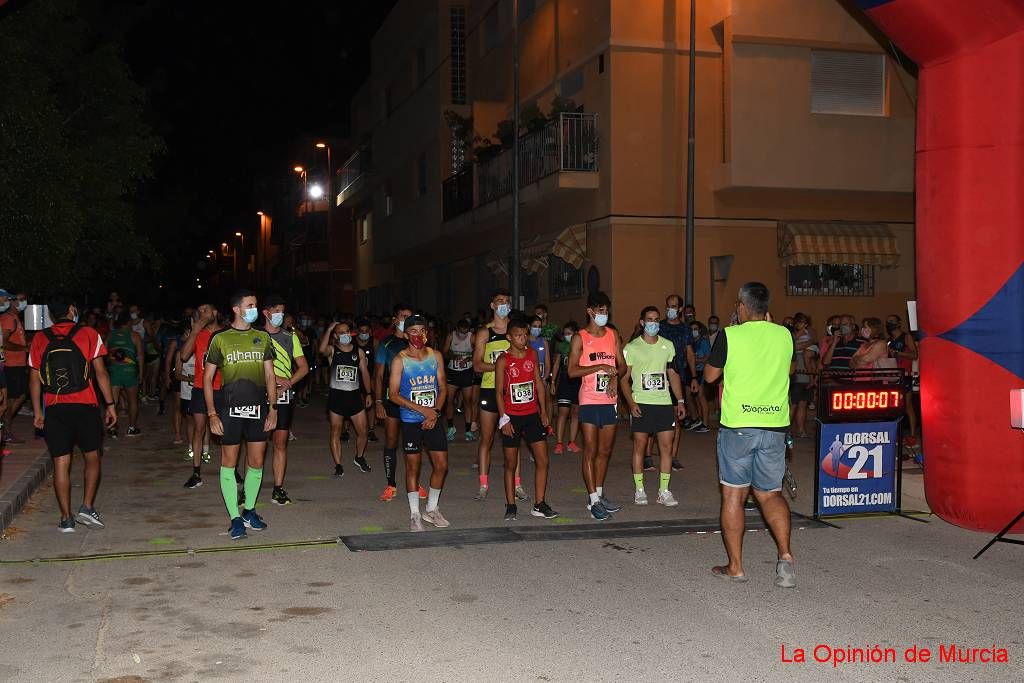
[703,282,796,587]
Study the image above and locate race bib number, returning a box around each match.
[336,365,357,383]
[641,372,666,391]
[510,381,535,404]
[229,405,261,420]
[411,389,436,408]
[276,388,293,405]
[595,373,611,392]
[488,349,505,363]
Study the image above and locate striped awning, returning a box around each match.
[551,223,587,269]
[521,239,551,274]
[778,222,900,267]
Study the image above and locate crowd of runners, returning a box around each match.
[2,279,912,588]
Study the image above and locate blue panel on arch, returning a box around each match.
[939,262,1024,380]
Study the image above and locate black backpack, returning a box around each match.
[40,325,91,395]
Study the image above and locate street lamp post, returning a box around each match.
[235,231,245,286]
[316,142,333,314]
[511,0,521,309]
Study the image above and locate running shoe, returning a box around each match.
[334,464,345,478]
[173,437,183,445]
[634,489,649,506]
[184,473,203,489]
[567,442,581,453]
[589,501,611,521]
[341,431,350,442]
[353,456,371,473]
[671,458,683,471]
[643,456,655,471]
[3,432,23,444]
[126,426,141,437]
[446,426,457,442]
[202,448,211,464]
[475,485,488,500]
[288,431,297,441]
[367,430,379,443]
[59,517,76,533]
[554,443,565,455]
[229,517,247,540]
[418,485,427,500]
[744,496,758,511]
[682,417,695,430]
[422,508,450,528]
[241,509,267,531]
[514,486,530,501]
[531,501,559,519]
[600,496,622,513]
[107,427,118,439]
[75,506,104,528]
[184,448,194,462]
[379,485,398,502]
[464,431,475,442]
[693,422,710,433]
[272,487,292,506]
[657,490,679,507]
[504,504,518,521]
[410,514,424,532]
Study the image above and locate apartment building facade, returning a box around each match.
[342,0,917,327]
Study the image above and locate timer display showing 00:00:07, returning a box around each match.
[831,390,902,411]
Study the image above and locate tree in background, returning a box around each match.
[0,0,162,296]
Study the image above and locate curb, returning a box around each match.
[0,451,53,533]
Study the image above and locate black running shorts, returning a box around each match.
[44,403,103,457]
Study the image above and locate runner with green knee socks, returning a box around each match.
[203,289,278,540]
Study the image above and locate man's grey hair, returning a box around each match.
[738,282,770,316]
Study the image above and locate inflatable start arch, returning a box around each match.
[856,0,1024,532]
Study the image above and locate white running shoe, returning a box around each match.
[421,509,450,528]
[514,486,530,501]
[475,485,488,500]
[657,490,679,507]
[634,489,649,506]
[410,514,424,532]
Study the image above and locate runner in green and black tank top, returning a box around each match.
[471,289,512,500]
[106,313,144,436]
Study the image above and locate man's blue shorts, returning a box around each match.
[716,427,786,492]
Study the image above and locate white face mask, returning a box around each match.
[338,333,353,345]
[358,332,370,342]
[16,300,27,312]
[665,307,678,320]
[593,313,608,327]
[643,321,660,337]
[396,319,405,332]
[530,327,541,337]
[564,333,572,342]
[495,303,511,319]
[0,302,9,313]
[130,312,139,320]
[270,312,284,327]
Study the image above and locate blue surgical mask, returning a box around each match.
[666,307,679,320]
[496,304,511,319]
[396,319,405,332]
[358,332,370,342]
[72,314,79,323]
[338,333,353,345]
[243,307,258,324]
[594,313,608,327]
[691,329,700,339]
[16,300,27,312]
[643,321,660,337]
[270,312,284,327]
[530,326,541,337]
[130,312,139,320]
[0,303,9,313]
[564,333,572,342]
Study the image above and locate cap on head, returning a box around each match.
[404,314,429,331]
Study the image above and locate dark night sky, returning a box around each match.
[102,0,396,288]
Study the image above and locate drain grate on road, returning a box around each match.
[340,512,829,552]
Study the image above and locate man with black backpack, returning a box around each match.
[29,295,117,533]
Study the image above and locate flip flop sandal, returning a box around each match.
[711,565,749,583]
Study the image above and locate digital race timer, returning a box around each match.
[824,384,904,420]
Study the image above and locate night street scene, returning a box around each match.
[1,0,1023,681]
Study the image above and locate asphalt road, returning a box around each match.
[0,396,1020,682]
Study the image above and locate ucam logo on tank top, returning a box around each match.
[399,351,440,423]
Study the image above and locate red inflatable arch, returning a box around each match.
[856,0,1024,532]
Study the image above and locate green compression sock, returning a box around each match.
[659,472,671,492]
[243,466,263,510]
[220,467,240,519]
[633,473,644,490]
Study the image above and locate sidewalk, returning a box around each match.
[0,427,51,534]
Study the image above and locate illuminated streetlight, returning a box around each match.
[235,232,242,237]
[309,184,324,199]
[221,242,228,248]
[293,166,304,173]
[257,211,264,216]
[315,142,326,149]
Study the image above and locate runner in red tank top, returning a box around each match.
[495,319,558,521]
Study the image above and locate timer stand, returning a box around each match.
[812,369,929,526]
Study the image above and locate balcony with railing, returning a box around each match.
[336,144,372,206]
[442,112,599,222]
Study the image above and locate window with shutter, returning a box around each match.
[811,50,886,116]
